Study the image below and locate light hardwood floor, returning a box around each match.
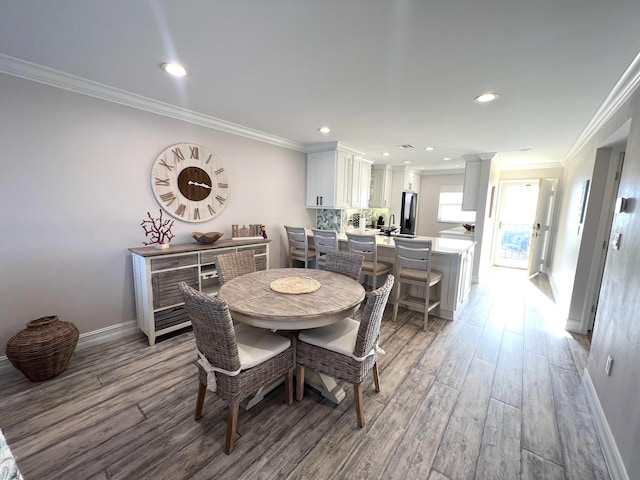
[0,267,609,479]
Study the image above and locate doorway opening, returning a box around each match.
[492,178,558,278]
[492,180,539,269]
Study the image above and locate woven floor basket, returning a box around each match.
[6,316,79,382]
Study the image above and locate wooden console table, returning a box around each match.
[129,239,270,345]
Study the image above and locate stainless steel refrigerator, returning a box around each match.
[400,191,418,235]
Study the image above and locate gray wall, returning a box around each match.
[0,74,312,357]
[586,99,640,478]
[551,87,640,477]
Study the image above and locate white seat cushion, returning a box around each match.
[298,317,359,357]
[234,323,291,370]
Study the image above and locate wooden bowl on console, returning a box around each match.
[192,232,223,244]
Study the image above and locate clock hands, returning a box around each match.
[188,181,212,189]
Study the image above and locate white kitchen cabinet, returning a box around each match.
[306,141,368,209]
[306,150,349,208]
[350,156,372,208]
[462,159,481,210]
[370,165,393,208]
[404,170,421,193]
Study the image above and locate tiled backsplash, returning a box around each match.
[315,207,391,232]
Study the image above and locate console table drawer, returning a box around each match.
[238,244,267,255]
[152,267,198,309]
[151,254,198,271]
[255,255,267,271]
[200,248,236,264]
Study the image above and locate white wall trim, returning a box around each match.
[74,320,140,351]
[0,320,140,372]
[498,161,564,171]
[0,54,307,153]
[582,370,630,480]
[565,318,584,333]
[563,52,640,164]
[548,272,561,306]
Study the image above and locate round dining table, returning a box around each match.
[218,267,366,406]
[218,267,365,330]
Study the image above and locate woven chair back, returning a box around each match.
[178,282,241,372]
[214,250,256,286]
[353,274,394,358]
[324,251,364,281]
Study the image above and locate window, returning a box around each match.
[438,186,477,223]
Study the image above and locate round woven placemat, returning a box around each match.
[270,276,321,294]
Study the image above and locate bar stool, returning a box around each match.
[392,238,442,330]
[345,233,392,290]
[284,226,315,268]
[311,228,339,269]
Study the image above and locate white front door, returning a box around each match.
[493,180,540,269]
[527,179,558,276]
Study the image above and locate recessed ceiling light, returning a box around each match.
[454,164,462,167]
[161,62,189,77]
[442,157,451,161]
[474,92,500,103]
[404,161,411,164]
[424,146,435,151]
[382,152,391,156]
[318,126,331,134]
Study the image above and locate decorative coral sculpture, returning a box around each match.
[141,209,175,245]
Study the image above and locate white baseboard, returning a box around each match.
[548,271,560,304]
[582,370,630,480]
[565,318,584,333]
[0,320,139,372]
[75,320,139,351]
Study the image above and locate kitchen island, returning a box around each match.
[308,230,475,320]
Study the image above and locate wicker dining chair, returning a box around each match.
[214,250,256,286]
[345,233,393,289]
[392,238,442,331]
[178,282,295,454]
[311,228,339,269]
[296,275,394,427]
[285,225,315,268]
[324,250,364,282]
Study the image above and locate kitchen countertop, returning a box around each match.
[307,229,475,255]
[439,226,475,238]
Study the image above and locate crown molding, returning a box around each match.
[498,161,564,172]
[563,51,640,164]
[419,168,466,176]
[306,141,366,156]
[0,54,307,153]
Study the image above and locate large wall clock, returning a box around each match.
[151,143,229,222]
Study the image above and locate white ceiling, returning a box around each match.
[2,0,640,171]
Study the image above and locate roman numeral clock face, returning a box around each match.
[151,143,229,222]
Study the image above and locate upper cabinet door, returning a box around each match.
[370,165,393,207]
[336,150,352,208]
[462,160,481,210]
[359,161,372,208]
[404,171,421,192]
[306,151,338,208]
